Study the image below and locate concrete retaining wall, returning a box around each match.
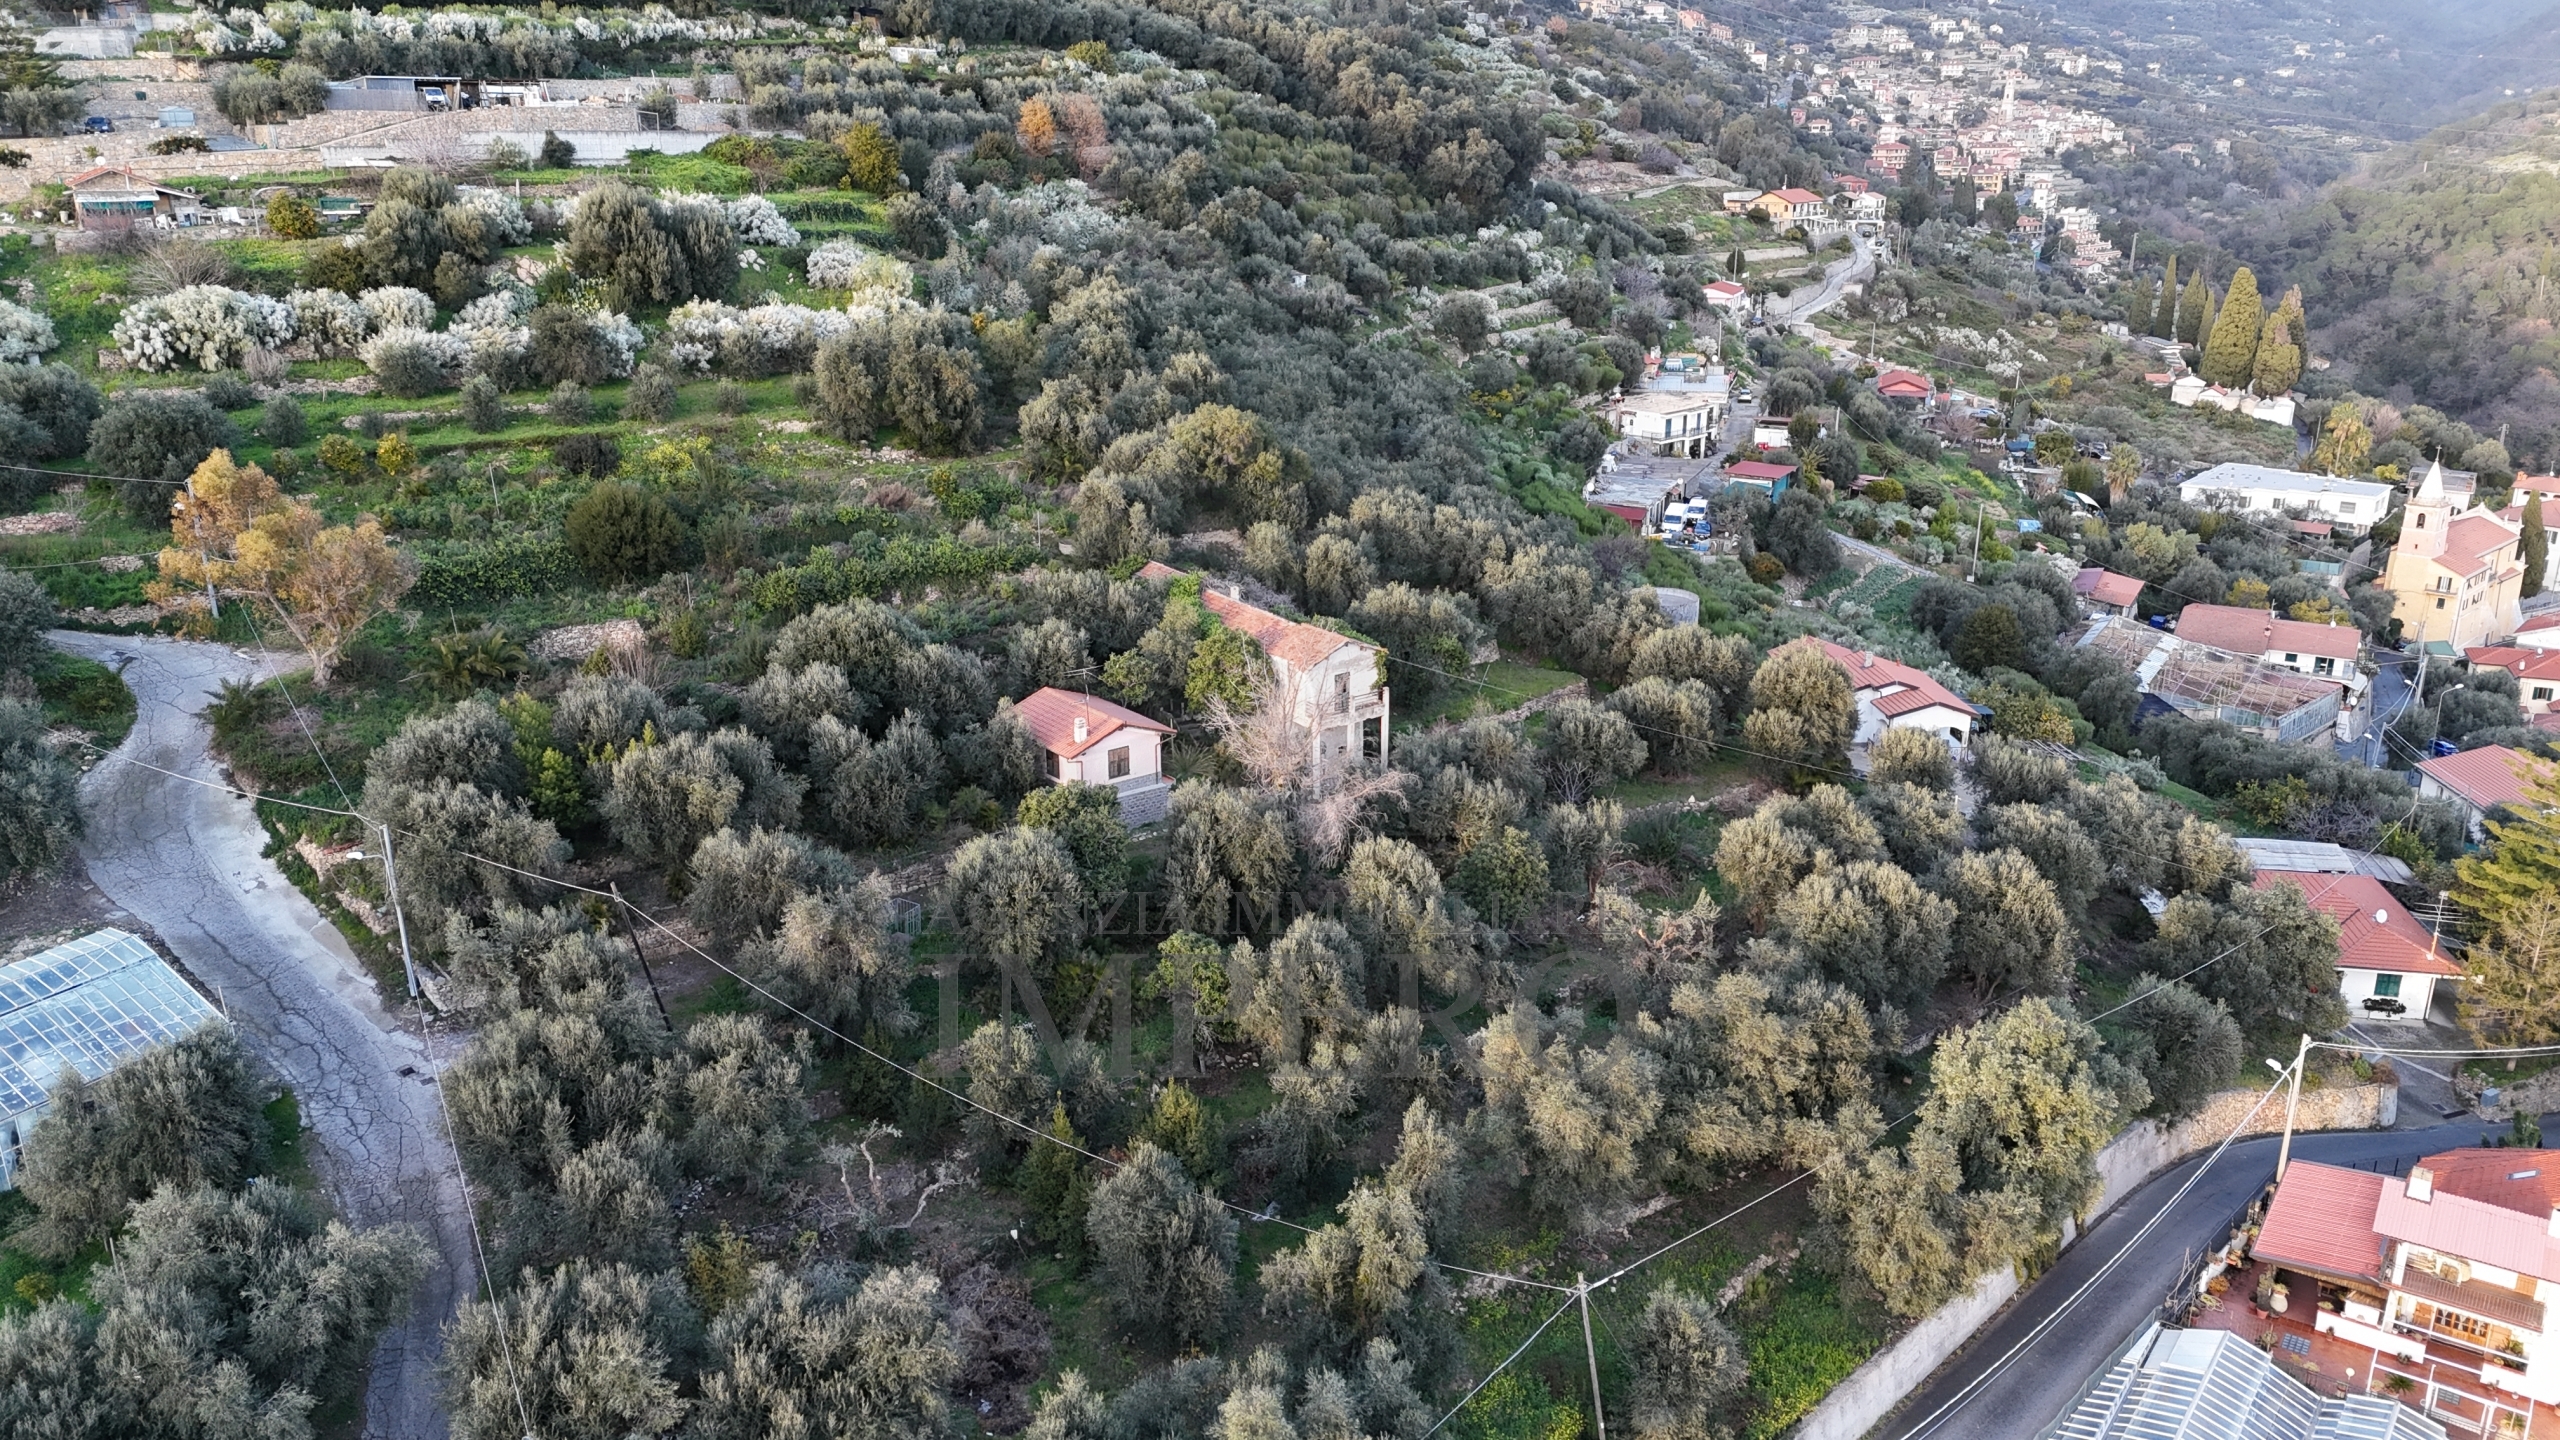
[1791,1268,2022,1440]
[1784,1073,2399,1439]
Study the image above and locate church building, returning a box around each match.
[2382,461,2525,655]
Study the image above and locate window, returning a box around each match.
[2418,513,2429,529]
[2316,657,2335,676]
[1108,745,1131,780]
[1045,750,1061,779]
[2374,973,2403,998]
[2534,686,2554,702]
[2437,598,2448,610]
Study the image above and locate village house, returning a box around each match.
[1608,390,1724,458]
[2249,1147,2560,1429]
[2464,645,2560,721]
[1136,563,1389,778]
[1015,687,1177,824]
[1751,187,1827,222]
[2177,463,2397,535]
[2075,615,2346,745]
[2385,461,2527,656]
[1701,279,1750,313]
[1718,459,1795,499]
[1796,637,1983,751]
[2416,744,2554,841]
[2171,603,2363,689]
[2253,870,2459,1021]
[67,167,204,233]
[2071,566,2145,618]
[1872,368,1934,404]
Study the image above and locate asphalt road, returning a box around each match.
[53,631,466,1440]
[1882,1122,2489,1440]
[1767,233,1878,325]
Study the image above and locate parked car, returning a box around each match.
[82,116,113,133]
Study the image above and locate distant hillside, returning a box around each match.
[2231,89,2560,467]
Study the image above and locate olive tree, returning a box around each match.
[15,1024,267,1258]
[1087,1141,1238,1347]
[1625,1284,1748,1440]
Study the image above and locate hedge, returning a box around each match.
[411,533,583,607]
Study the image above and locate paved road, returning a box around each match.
[53,631,465,1440]
[1767,233,1878,326]
[1883,1122,2489,1440]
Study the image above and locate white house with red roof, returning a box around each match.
[1795,638,1982,750]
[1872,368,1934,404]
[1701,279,1749,314]
[2253,870,2458,1021]
[66,166,203,232]
[1752,187,1827,222]
[2418,744,2555,840]
[2171,603,2363,690]
[2254,1148,2560,1418]
[1015,687,1176,824]
[2465,645,2560,719]
[2514,613,2560,655]
[1137,564,1389,778]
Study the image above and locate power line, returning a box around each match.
[64,733,1576,1297]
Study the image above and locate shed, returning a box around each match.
[157,106,195,128]
[0,930,224,1190]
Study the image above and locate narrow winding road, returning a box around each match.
[1884,1121,2492,1440]
[52,631,466,1440]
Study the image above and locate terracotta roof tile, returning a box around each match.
[1800,638,1977,720]
[2251,871,2461,977]
[2174,603,2360,662]
[2465,646,2560,684]
[2073,567,2144,608]
[2419,1149,2560,1217]
[2376,1172,2560,1284]
[1014,686,1172,759]
[1136,565,1374,673]
[2253,1161,2389,1283]
[2417,745,2554,812]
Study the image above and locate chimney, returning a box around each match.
[2408,1165,2435,1203]
[2548,1207,2560,1240]
[1073,716,1088,743]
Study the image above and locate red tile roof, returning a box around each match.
[1014,686,1173,759]
[2254,1161,2390,1283]
[1767,187,1825,205]
[1136,563,1373,671]
[2073,567,2145,609]
[2419,1149,2560,1217]
[1704,280,1747,298]
[2439,513,2521,579]
[2523,613,2560,636]
[1723,460,1797,481]
[2465,646,2560,686]
[1803,638,1976,720]
[2418,744,2554,813]
[1874,368,1933,399]
[2251,871,2461,977]
[2376,1170,2560,1284]
[2173,604,2361,662]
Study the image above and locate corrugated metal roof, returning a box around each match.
[2051,1325,2324,1440]
[2231,839,2413,885]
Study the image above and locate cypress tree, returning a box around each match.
[2125,281,2154,337]
[2175,268,2209,345]
[2279,284,2308,348]
[2524,490,2548,601]
[2201,266,2264,388]
[2250,306,2300,397]
[2153,255,2180,338]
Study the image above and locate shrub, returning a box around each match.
[714,379,746,415]
[258,394,307,445]
[364,332,454,398]
[286,287,370,351]
[88,390,234,519]
[566,481,685,583]
[460,374,506,432]
[266,194,321,239]
[530,304,610,386]
[549,380,592,424]
[0,298,57,363]
[625,363,676,420]
[111,285,294,372]
[1746,552,1784,584]
[318,432,366,476]
[539,130,575,169]
[0,365,100,464]
[358,286,437,332]
[553,431,622,478]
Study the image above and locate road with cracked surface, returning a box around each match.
[52,631,466,1440]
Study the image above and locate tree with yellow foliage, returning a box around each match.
[1014,97,1057,159]
[152,450,415,684]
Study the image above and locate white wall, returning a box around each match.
[1062,730,1162,787]
[2338,966,2437,1023]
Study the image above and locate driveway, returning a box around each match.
[51,631,465,1440]
[1883,1122,2490,1440]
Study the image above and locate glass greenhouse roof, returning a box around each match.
[0,928,222,1125]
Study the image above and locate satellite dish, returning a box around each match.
[2375,910,2389,924]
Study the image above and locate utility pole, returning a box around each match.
[1578,1273,1608,1440]
[610,882,676,1033]
[2273,1032,2312,1182]
[1968,502,1985,583]
[377,823,418,999]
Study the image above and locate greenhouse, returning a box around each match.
[0,929,223,1191]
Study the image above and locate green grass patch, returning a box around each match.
[0,1192,103,1316]
[1399,660,1583,730]
[34,648,137,747]
[1740,1268,1886,1439]
[262,1091,320,1193]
